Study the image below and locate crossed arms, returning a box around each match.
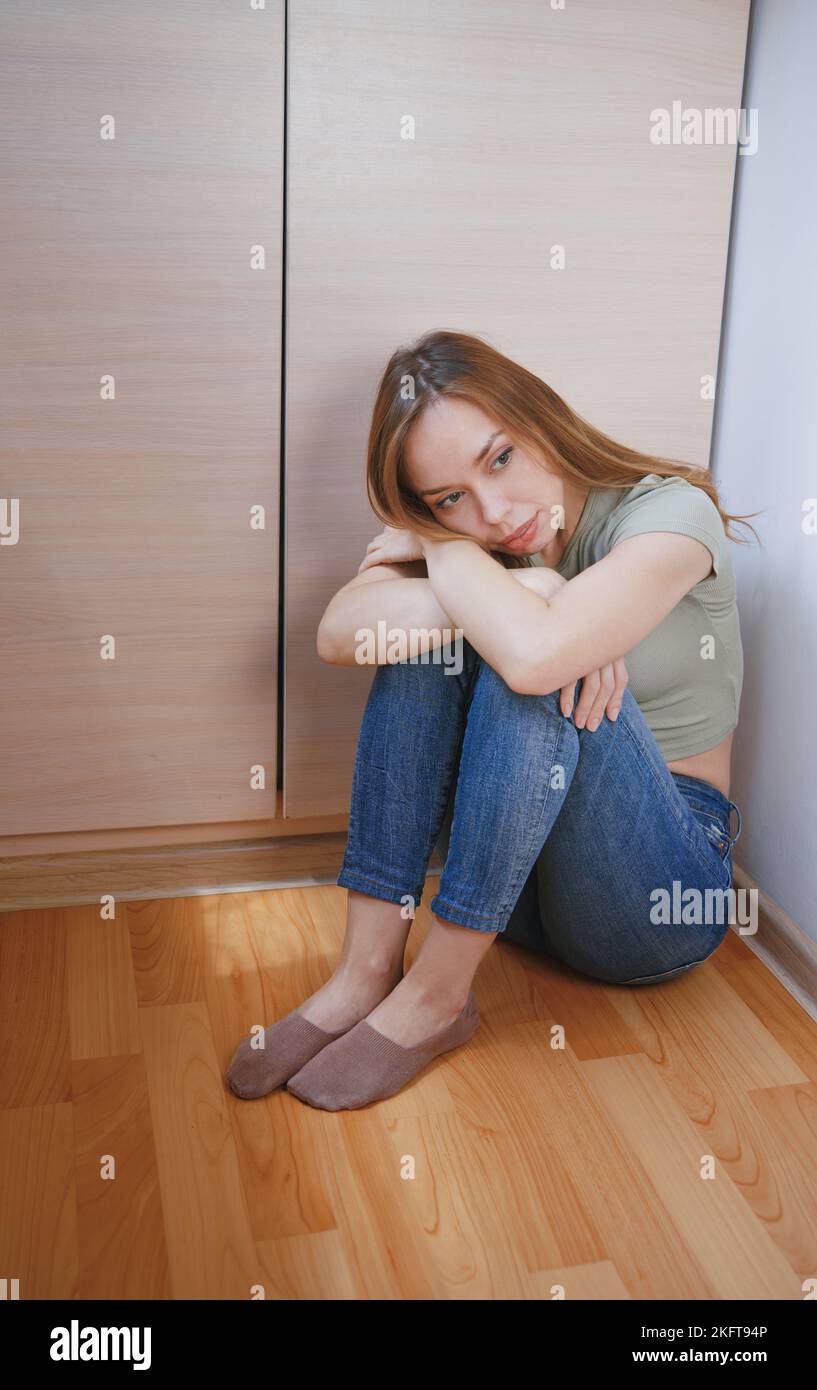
[316,531,714,699]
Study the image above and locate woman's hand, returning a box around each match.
[511,565,628,729]
[357,525,426,573]
[561,659,628,729]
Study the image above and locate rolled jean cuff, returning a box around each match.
[429,890,505,933]
[336,864,424,913]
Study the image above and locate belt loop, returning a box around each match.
[728,801,743,847]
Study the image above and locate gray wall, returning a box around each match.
[712,0,817,939]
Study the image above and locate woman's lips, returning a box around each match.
[503,512,538,546]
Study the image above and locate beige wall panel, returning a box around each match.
[1,2,285,836]
[284,0,751,817]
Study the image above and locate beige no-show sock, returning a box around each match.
[286,990,481,1111]
[225,1008,350,1100]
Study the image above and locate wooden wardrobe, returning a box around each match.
[0,0,751,863]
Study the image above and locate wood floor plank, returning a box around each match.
[711,924,758,969]
[229,1093,340,1244]
[0,1104,79,1298]
[330,1110,540,1299]
[585,1053,803,1298]
[526,1260,632,1299]
[596,977,817,1279]
[256,1229,361,1300]
[67,907,141,1060]
[747,1081,817,1283]
[494,938,646,1058]
[453,1020,711,1298]
[0,910,71,1108]
[206,886,353,1241]
[72,1054,172,1299]
[607,964,809,1093]
[126,897,205,1006]
[711,956,817,1082]
[139,1001,262,1298]
[312,1112,442,1299]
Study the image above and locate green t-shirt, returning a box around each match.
[527,473,744,760]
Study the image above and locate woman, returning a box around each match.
[226,329,759,1110]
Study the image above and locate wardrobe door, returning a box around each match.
[284,0,751,818]
[0,2,284,837]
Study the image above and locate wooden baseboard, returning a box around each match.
[0,833,356,912]
[731,862,817,1024]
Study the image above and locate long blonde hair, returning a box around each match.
[365,329,761,567]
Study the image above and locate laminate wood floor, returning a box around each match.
[1,884,816,1300]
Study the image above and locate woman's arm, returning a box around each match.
[316,561,454,665]
[317,555,629,728]
[316,558,563,667]
[420,531,714,695]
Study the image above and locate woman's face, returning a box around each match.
[402,396,578,563]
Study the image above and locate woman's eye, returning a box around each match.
[435,448,512,510]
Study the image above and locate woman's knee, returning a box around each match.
[471,657,571,729]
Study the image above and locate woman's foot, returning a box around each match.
[295,955,405,1033]
[361,971,469,1047]
[225,955,404,1100]
[286,987,480,1110]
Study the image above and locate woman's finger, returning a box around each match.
[582,666,616,730]
[606,657,629,721]
[560,679,577,718]
[572,671,602,729]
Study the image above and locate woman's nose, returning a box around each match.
[480,497,512,528]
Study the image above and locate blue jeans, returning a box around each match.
[336,636,744,986]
